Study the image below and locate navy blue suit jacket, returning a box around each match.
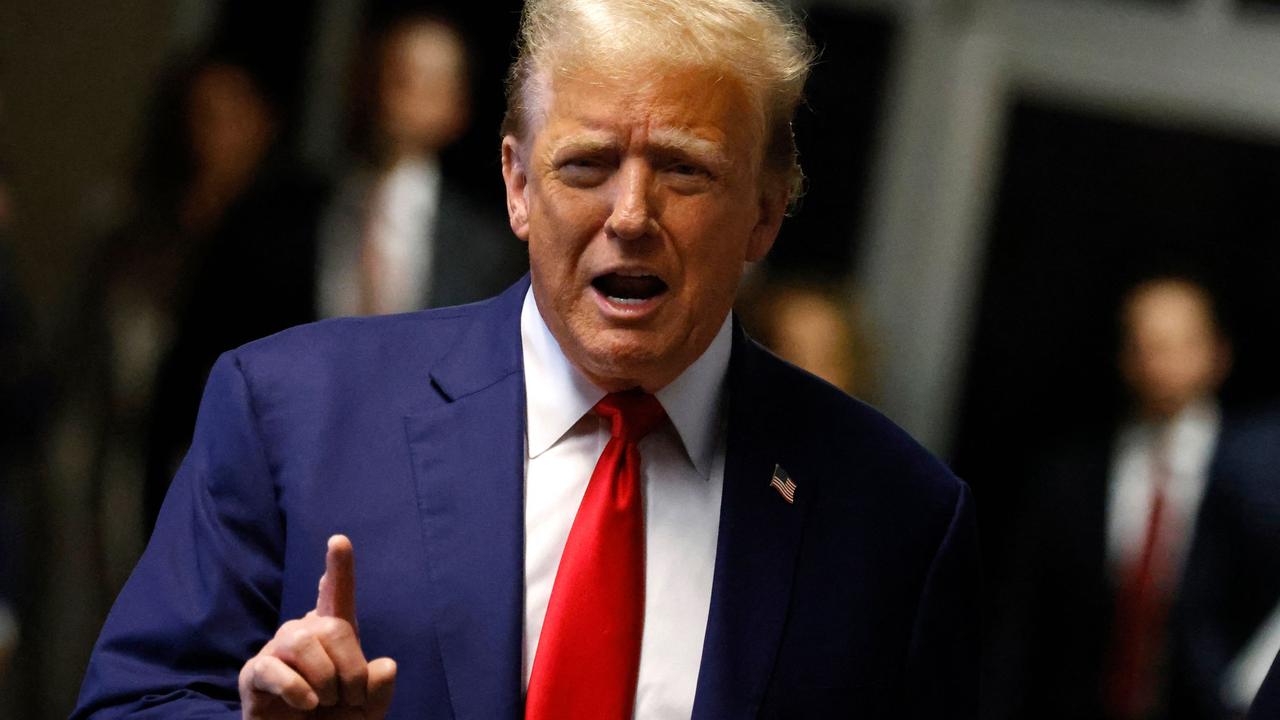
[74,277,979,718]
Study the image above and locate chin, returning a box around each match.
[578,333,668,389]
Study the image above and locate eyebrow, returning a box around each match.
[547,133,619,161]
[646,128,725,163]
[546,127,733,173]
[647,128,734,177]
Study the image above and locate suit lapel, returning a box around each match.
[693,329,812,719]
[404,287,807,718]
[404,278,529,720]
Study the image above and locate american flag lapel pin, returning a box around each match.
[769,464,797,504]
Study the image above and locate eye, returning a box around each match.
[556,156,612,188]
[662,159,714,192]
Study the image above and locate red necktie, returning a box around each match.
[526,390,667,720]
[1107,446,1176,719]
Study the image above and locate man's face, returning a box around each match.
[1120,281,1229,419]
[378,22,468,154]
[188,64,275,183]
[502,67,786,392]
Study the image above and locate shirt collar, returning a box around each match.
[387,154,440,186]
[520,287,731,478]
[1163,399,1221,472]
[1119,398,1221,469]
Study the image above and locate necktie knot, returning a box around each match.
[594,390,667,444]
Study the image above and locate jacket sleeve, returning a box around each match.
[904,480,981,719]
[72,351,286,718]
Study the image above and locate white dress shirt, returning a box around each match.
[1106,400,1220,589]
[316,156,441,318]
[520,288,729,719]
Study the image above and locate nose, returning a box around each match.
[605,160,656,241]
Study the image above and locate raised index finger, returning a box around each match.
[316,534,358,628]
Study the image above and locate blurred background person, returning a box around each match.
[989,275,1234,720]
[46,53,329,693]
[316,12,521,319]
[64,48,294,553]
[145,14,528,536]
[125,47,328,534]
[737,272,874,400]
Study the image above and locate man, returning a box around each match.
[73,1,978,717]
[315,13,521,318]
[990,276,1234,719]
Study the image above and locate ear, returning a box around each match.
[502,135,531,242]
[745,185,788,263]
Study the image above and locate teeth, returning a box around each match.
[592,272,668,304]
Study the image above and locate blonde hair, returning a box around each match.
[502,0,815,204]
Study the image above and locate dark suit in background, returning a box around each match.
[992,411,1280,720]
[425,187,527,306]
[1175,408,1280,719]
[315,169,526,312]
[988,432,1123,719]
[142,162,327,531]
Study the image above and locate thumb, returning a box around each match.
[316,534,358,628]
[366,657,397,717]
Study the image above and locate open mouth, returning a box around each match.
[591,272,669,304]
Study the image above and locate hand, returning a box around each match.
[239,535,397,719]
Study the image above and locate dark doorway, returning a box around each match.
[771,5,896,280]
[952,97,1280,574]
